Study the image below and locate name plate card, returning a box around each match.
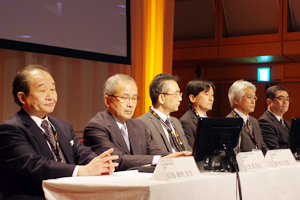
[265,149,297,168]
[236,150,269,172]
[152,157,201,181]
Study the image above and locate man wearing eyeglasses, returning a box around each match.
[258,85,291,150]
[138,73,192,153]
[83,74,191,171]
[226,80,268,154]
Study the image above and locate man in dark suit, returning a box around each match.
[258,85,291,149]
[83,74,191,171]
[0,65,118,200]
[180,79,215,147]
[138,73,192,153]
[226,80,268,154]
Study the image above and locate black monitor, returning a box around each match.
[193,117,243,172]
[288,118,300,159]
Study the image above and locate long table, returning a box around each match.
[43,170,237,200]
[43,164,300,200]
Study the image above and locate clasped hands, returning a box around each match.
[77,148,119,176]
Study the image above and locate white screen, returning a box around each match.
[0,0,130,63]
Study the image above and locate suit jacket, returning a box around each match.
[83,110,169,171]
[137,111,192,152]
[258,110,291,150]
[0,109,97,200]
[226,112,268,154]
[180,109,198,148]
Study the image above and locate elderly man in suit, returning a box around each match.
[226,79,268,154]
[138,73,192,153]
[0,65,118,200]
[83,74,191,171]
[258,85,291,149]
[180,78,215,147]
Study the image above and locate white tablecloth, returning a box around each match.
[43,170,237,200]
[238,164,300,200]
[43,164,300,200]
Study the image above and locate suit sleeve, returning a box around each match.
[84,120,167,171]
[0,124,75,182]
[258,118,280,150]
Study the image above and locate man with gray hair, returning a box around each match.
[84,74,191,171]
[226,80,268,154]
[258,85,291,149]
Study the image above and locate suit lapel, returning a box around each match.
[188,109,198,126]
[18,109,54,159]
[105,111,131,154]
[147,111,172,151]
[48,117,74,164]
[229,111,250,141]
[266,111,289,139]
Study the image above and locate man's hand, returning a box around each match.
[162,151,192,159]
[77,148,119,176]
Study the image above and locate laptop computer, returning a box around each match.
[192,117,243,172]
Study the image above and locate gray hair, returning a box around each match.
[103,74,136,96]
[228,79,256,109]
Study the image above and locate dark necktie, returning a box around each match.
[280,118,289,132]
[165,118,181,152]
[246,119,253,138]
[41,120,66,163]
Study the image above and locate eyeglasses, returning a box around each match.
[109,95,140,103]
[272,96,292,102]
[161,92,183,99]
[243,95,258,101]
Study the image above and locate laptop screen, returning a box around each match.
[192,118,243,170]
[288,117,300,159]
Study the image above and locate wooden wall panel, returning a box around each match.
[284,63,300,78]
[253,83,267,119]
[173,46,218,61]
[219,42,282,58]
[283,41,300,55]
[205,66,257,81]
[271,65,284,80]
[173,67,199,118]
[216,83,231,117]
[173,38,217,48]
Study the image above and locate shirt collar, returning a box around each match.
[112,115,127,130]
[267,109,281,121]
[234,108,249,123]
[151,106,169,122]
[195,109,207,118]
[27,113,53,131]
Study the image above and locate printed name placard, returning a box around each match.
[152,156,201,181]
[236,150,269,172]
[265,149,297,168]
